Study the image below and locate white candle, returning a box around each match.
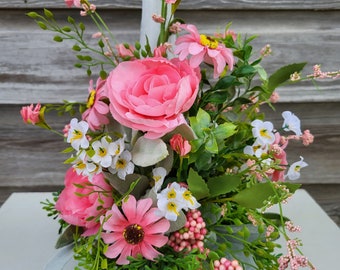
[140,0,162,50]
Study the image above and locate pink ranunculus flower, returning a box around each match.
[82,77,110,131]
[174,24,234,78]
[169,133,191,156]
[20,103,41,125]
[55,168,114,236]
[64,0,81,8]
[106,57,201,139]
[101,195,170,265]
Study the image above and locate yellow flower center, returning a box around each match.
[116,158,127,170]
[123,224,144,245]
[167,201,179,216]
[86,89,96,108]
[294,165,301,172]
[200,34,219,49]
[167,188,177,200]
[153,175,161,183]
[71,129,83,142]
[98,147,107,157]
[182,190,194,205]
[75,161,86,170]
[115,145,121,155]
[260,128,272,139]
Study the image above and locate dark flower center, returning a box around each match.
[123,224,145,245]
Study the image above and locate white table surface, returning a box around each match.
[0,190,339,270]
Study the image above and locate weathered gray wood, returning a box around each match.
[1,0,340,10]
[1,9,340,103]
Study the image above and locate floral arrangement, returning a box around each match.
[21,0,338,269]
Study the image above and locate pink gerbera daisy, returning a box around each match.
[101,195,170,265]
[82,77,109,131]
[174,24,234,78]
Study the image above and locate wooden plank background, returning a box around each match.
[0,0,339,225]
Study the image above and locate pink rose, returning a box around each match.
[170,134,191,156]
[55,168,114,236]
[20,103,41,124]
[106,57,201,139]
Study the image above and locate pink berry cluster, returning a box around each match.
[168,209,207,253]
[213,258,243,270]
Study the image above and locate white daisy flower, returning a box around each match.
[67,118,89,151]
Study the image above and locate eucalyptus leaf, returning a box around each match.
[131,136,169,167]
[104,172,150,199]
[55,225,79,249]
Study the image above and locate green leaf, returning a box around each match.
[187,168,210,200]
[207,174,241,197]
[234,64,257,77]
[205,131,218,154]
[213,75,237,90]
[267,62,307,91]
[205,88,235,104]
[232,182,301,208]
[213,122,237,142]
[189,108,211,138]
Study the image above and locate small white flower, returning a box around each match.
[179,187,201,211]
[243,138,268,158]
[282,111,302,136]
[109,150,134,180]
[91,136,115,168]
[156,198,181,221]
[286,156,308,180]
[72,151,102,182]
[156,182,183,221]
[152,167,167,192]
[67,118,89,151]
[112,136,125,156]
[251,119,275,145]
[156,182,200,221]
